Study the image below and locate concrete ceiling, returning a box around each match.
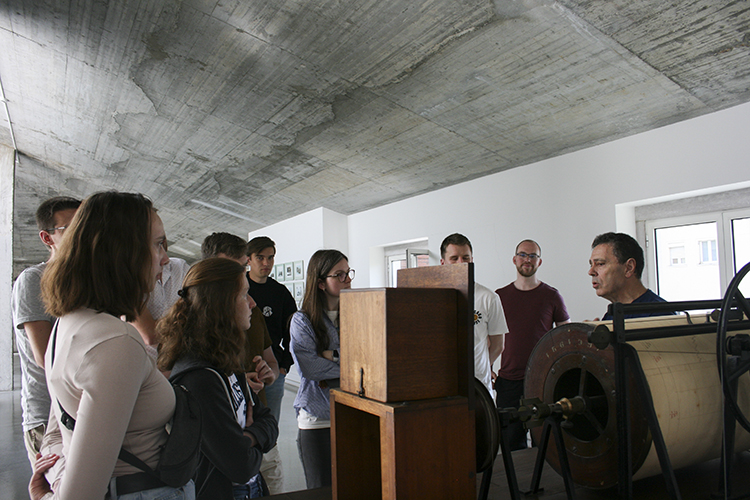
[2,0,750,271]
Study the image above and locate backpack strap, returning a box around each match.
[205,367,232,407]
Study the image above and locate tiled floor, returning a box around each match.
[0,357,307,497]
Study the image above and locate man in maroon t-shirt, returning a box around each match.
[495,239,570,450]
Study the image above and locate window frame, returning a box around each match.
[722,207,750,278]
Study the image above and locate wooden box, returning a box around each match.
[340,287,461,403]
[397,263,474,404]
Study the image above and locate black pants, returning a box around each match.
[495,377,528,451]
[297,428,332,489]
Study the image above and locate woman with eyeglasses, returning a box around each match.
[31,191,194,500]
[289,249,353,489]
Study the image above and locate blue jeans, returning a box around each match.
[111,480,195,500]
[232,473,265,499]
[264,372,286,423]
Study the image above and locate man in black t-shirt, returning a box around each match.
[588,232,671,321]
[246,236,297,422]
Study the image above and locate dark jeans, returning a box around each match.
[495,377,528,451]
[297,428,332,489]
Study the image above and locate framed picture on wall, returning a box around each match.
[285,283,295,295]
[294,281,304,301]
[294,260,304,281]
[268,266,276,280]
[275,264,285,282]
[285,263,294,281]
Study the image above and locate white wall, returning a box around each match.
[251,101,750,323]
[248,207,348,270]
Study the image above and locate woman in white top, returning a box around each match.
[30,191,194,500]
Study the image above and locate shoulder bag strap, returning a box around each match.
[50,320,77,432]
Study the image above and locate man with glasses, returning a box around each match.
[440,233,507,400]
[12,196,81,467]
[495,239,570,450]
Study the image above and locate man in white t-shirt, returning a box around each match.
[440,233,507,399]
[12,196,80,467]
[130,241,191,360]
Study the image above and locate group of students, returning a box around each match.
[23,191,351,499]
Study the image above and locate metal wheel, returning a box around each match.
[475,378,500,473]
[717,261,750,433]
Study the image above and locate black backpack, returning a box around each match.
[51,321,202,488]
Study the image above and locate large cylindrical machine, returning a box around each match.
[524,316,750,489]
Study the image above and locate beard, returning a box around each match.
[517,264,538,277]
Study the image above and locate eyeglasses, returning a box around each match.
[327,269,355,282]
[44,225,68,234]
[515,252,540,260]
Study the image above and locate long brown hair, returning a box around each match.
[157,258,247,373]
[301,249,347,355]
[41,191,154,321]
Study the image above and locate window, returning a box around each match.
[387,254,407,286]
[646,208,750,302]
[384,241,430,287]
[698,240,717,264]
[669,245,686,266]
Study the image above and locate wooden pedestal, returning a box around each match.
[331,390,476,500]
[333,265,476,499]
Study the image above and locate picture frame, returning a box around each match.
[268,265,276,280]
[294,281,304,301]
[285,262,294,281]
[294,260,304,281]
[275,264,285,282]
[285,282,295,295]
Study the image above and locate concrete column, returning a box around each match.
[0,144,14,391]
